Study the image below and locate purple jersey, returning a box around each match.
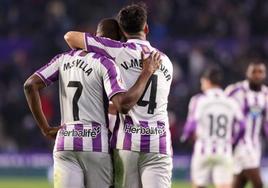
[84,33,173,155]
[35,50,126,153]
[225,80,268,150]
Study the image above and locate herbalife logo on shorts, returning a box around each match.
[59,126,101,138]
[124,124,166,136]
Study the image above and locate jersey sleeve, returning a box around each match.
[99,57,127,100]
[181,95,201,141]
[263,92,268,137]
[34,53,63,86]
[188,94,202,119]
[225,84,244,107]
[225,84,237,96]
[233,99,244,122]
[84,33,137,60]
[232,99,245,145]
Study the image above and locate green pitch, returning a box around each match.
[0,178,190,188]
[0,178,53,188]
[0,178,253,188]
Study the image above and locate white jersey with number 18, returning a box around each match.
[184,88,244,156]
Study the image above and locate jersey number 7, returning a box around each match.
[67,81,83,121]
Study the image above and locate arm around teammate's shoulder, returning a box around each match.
[111,51,162,114]
[64,31,85,50]
[64,31,134,60]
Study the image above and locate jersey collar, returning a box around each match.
[205,88,223,96]
[127,39,151,46]
[243,80,266,93]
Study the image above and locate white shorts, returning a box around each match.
[233,144,261,174]
[53,151,113,188]
[191,153,233,186]
[113,149,173,188]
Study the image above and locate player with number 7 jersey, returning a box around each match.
[24,19,162,188]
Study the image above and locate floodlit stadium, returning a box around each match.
[1,0,268,188]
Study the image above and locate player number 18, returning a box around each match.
[208,114,228,138]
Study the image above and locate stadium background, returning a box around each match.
[0,0,268,187]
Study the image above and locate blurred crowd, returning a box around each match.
[0,0,268,153]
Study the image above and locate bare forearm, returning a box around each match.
[112,70,152,114]
[124,71,151,107]
[24,75,49,133]
[64,31,85,50]
[24,86,49,131]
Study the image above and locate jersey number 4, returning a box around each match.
[67,81,83,121]
[137,75,157,114]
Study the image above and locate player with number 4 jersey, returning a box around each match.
[182,67,245,188]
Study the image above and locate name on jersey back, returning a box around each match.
[120,58,171,81]
[63,59,93,76]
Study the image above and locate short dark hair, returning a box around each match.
[202,66,223,86]
[117,3,147,34]
[248,60,266,67]
[97,18,122,40]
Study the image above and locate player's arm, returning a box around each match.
[263,122,268,138]
[24,53,63,139]
[24,75,61,139]
[232,120,245,148]
[64,31,85,50]
[108,102,117,115]
[181,120,197,143]
[180,96,199,142]
[111,52,161,114]
[263,95,268,138]
[225,84,244,105]
[64,31,132,59]
[232,101,246,147]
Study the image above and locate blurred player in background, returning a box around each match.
[182,67,245,188]
[24,18,162,188]
[64,3,173,188]
[225,61,268,188]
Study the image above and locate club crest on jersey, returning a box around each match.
[249,106,262,117]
